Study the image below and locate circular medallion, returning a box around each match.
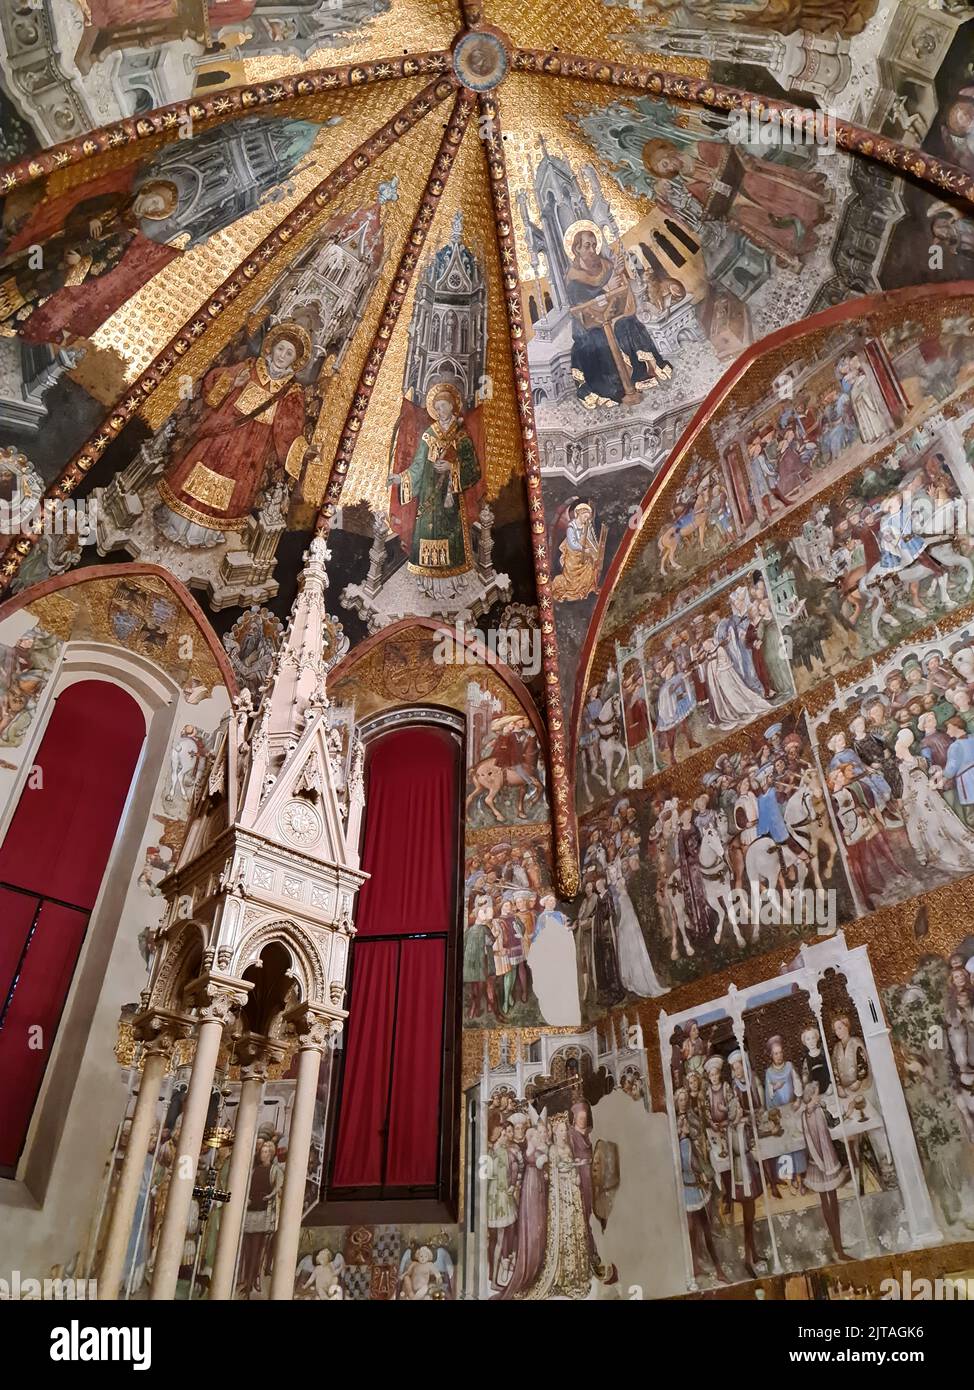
[453,31,508,91]
[278,799,323,847]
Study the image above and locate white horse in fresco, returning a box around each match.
[744,832,810,944]
[595,693,628,793]
[783,770,835,892]
[697,822,746,950]
[857,542,973,642]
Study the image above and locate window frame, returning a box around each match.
[0,647,179,1204]
[308,708,465,1225]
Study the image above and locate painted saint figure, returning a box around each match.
[0,180,177,336]
[643,137,831,271]
[155,323,316,547]
[389,382,482,597]
[551,499,604,602]
[564,223,671,407]
[0,117,324,345]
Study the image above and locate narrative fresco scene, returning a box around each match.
[3,0,974,1323]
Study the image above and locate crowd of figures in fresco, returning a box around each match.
[668,974,900,1287]
[571,608,974,1008]
[580,715,851,989]
[482,1034,651,1300]
[814,632,974,913]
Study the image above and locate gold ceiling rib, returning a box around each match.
[476,86,578,900]
[92,81,427,391]
[0,77,456,584]
[340,108,526,513]
[0,53,452,192]
[317,88,473,525]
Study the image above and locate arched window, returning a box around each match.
[323,722,461,1215]
[0,681,146,1175]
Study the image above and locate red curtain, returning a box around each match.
[330,940,398,1188]
[355,727,457,938]
[0,680,145,1170]
[385,936,447,1186]
[0,680,146,908]
[331,727,458,1191]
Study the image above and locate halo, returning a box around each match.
[135,178,179,220]
[563,218,603,260]
[264,321,312,372]
[425,380,463,418]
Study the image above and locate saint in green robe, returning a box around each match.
[399,419,481,577]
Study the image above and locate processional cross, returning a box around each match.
[192,1165,231,1221]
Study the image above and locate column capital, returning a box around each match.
[234,1031,287,1081]
[132,1007,193,1058]
[286,1004,340,1053]
[190,972,251,1029]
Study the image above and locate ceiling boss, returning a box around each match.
[452,28,511,92]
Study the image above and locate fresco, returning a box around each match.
[338,202,518,634]
[579,711,853,993]
[0,0,397,140]
[660,938,939,1291]
[500,51,974,721]
[474,1024,674,1300]
[885,936,974,1240]
[89,183,396,612]
[811,621,974,915]
[11,0,974,1305]
[0,116,332,347]
[598,300,974,641]
[295,1223,458,1300]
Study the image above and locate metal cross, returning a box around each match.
[192,1166,231,1222]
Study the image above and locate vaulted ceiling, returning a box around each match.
[1,0,973,890]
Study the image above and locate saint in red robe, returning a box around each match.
[2,168,178,346]
[157,353,308,531]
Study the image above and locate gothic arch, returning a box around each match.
[329,616,548,749]
[233,918,328,1008]
[150,921,207,1016]
[0,562,238,697]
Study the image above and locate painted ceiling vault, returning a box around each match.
[2,0,974,897]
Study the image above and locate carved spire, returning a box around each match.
[259,534,332,763]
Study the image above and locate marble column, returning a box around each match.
[268,1015,333,1300]
[208,1038,280,1302]
[98,1021,183,1301]
[150,986,244,1301]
